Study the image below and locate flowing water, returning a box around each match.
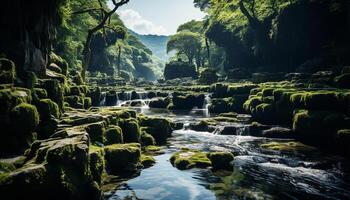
[106,98,350,200]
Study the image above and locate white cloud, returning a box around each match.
[118,9,168,35]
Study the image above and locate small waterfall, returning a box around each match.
[212,126,224,135]
[100,92,106,106]
[236,125,250,135]
[203,94,211,117]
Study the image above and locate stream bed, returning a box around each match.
[106,105,350,200]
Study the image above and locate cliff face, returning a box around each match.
[0,0,65,79]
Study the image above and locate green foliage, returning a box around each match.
[164,61,197,80]
[167,31,202,64]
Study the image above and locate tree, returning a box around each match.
[77,0,130,81]
[167,31,202,69]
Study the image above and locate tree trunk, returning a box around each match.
[117,44,121,76]
[205,37,211,67]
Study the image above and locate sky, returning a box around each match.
[108,0,206,36]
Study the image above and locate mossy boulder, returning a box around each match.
[149,97,170,108]
[0,88,32,115]
[211,83,228,98]
[209,97,247,114]
[40,79,64,111]
[139,117,173,144]
[189,120,213,132]
[207,152,234,170]
[140,132,156,146]
[164,61,197,80]
[105,90,118,106]
[262,127,294,139]
[36,99,60,120]
[65,95,84,109]
[87,87,102,106]
[89,147,105,185]
[260,141,316,153]
[83,97,92,109]
[171,93,205,110]
[199,68,218,84]
[85,122,106,144]
[10,103,39,137]
[104,143,141,174]
[335,73,350,88]
[105,126,123,145]
[293,110,349,145]
[170,149,211,170]
[140,155,156,168]
[0,58,16,84]
[33,88,48,100]
[119,118,141,143]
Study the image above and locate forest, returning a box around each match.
[0,0,349,199]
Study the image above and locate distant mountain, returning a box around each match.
[130,30,170,62]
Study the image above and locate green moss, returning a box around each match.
[140,132,156,146]
[36,99,60,120]
[105,126,123,145]
[243,96,262,112]
[34,88,48,99]
[139,117,173,144]
[170,149,211,170]
[0,88,32,114]
[171,93,205,110]
[0,58,16,84]
[144,145,161,153]
[40,79,64,111]
[83,97,92,109]
[11,103,39,135]
[104,143,141,174]
[85,122,106,144]
[65,95,84,109]
[260,141,316,152]
[140,155,156,168]
[89,147,105,185]
[119,118,141,143]
[0,162,16,172]
[207,152,234,170]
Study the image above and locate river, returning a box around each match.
[105,98,350,200]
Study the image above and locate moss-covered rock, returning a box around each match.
[65,95,84,109]
[33,88,48,100]
[149,97,170,108]
[104,143,141,174]
[87,87,102,106]
[260,141,316,152]
[189,120,213,132]
[209,97,247,114]
[89,146,105,185]
[207,152,234,170]
[199,68,218,84]
[105,126,123,145]
[170,149,211,170]
[105,90,118,106]
[0,88,32,115]
[293,110,349,145]
[83,97,92,109]
[85,122,106,144]
[139,117,173,144]
[36,99,60,120]
[0,58,16,84]
[119,118,141,143]
[170,93,205,110]
[140,155,156,168]
[334,73,350,89]
[40,79,64,111]
[140,131,156,146]
[262,127,294,139]
[10,103,39,136]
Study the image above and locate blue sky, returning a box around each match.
[109,0,205,35]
